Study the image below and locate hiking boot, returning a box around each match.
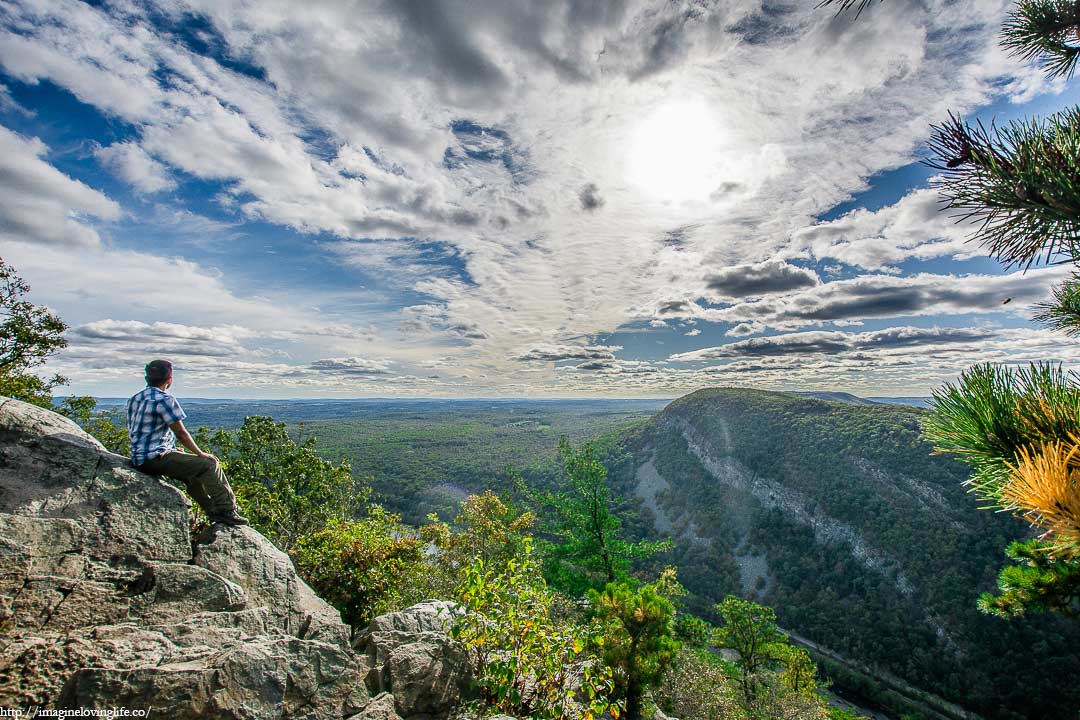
[209,511,250,527]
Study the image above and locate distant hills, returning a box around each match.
[864,396,933,408]
[83,397,669,434]
[601,388,1079,719]
[790,391,881,405]
[85,393,931,411]
[791,391,932,408]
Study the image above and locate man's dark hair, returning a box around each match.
[145,359,173,386]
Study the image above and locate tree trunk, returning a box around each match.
[626,682,643,720]
[626,637,642,720]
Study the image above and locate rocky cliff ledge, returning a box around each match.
[0,398,472,719]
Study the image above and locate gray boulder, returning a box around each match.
[360,600,459,636]
[352,693,402,720]
[192,523,350,646]
[354,601,474,720]
[0,398,365,718]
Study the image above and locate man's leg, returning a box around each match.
[139,451,239,518]
[190,456,240,518]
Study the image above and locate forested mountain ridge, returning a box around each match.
[600,388,1080,719]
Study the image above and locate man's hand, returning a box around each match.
[170,420,214,459]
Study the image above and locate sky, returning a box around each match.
[2,0,1079,399]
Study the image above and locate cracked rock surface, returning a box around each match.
[0,398,474,719]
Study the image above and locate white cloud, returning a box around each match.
[669,326,999,361]
[309,357,395,375]
[792,188,981,271]
[0,81,30,115]
[562,359,660,375]
[652,268,1069,331]
[0,124,119,247]
[70,320,249,357]
[706,260,820,299]
[94,142,176,193]
[1,0,1075,397]
[514,344,623,363]
[401,303,488,341]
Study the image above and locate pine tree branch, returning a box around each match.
[926,108,1080,269]
[815,0,883,18]
[1033,273,1080,334]
[924,363,1080,503]
[978,539,1080,617]
[1003,0,1080,79]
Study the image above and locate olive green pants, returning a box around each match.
[138,451,238,517]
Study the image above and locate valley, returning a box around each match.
[88,390,1080,718]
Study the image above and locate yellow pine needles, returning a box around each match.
[1003,436,1080,558]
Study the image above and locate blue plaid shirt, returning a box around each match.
[127,386,187,466]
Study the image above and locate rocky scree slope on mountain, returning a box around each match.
[0,397,472,719]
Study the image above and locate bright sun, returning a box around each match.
[627,98,724,205]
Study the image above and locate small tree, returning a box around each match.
[198,416,368,552]
[294,507,426,630]
[714,595,789,713]
[524,437,670,591]
[589,579,681,720]
[426,490,536,572]
[774,644,820,696]
[420,491,537,601]
[0,258,68,407]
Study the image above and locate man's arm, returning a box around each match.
[169,420,215,460]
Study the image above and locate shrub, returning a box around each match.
[294,507,425,630]
[451,541,615,720]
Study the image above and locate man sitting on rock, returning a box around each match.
[127,359,249,526]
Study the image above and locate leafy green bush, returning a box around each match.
[451,541,615,720]
[294,507,425,630]
[424,490,536,590]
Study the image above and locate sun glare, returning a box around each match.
[627,98,725,205]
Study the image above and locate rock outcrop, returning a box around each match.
[0,398,471,719]
[353,601,471,718]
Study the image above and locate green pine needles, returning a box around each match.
[1033,273,1080,334]
[978,539,1080,617]
[925,364,1080,616]
[926,108,1080,269]
[914,0,1080,620]
[924,363,1080,503]
[814,0,882,18]
[589,581,680,720]
[1002,0,1080,79]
